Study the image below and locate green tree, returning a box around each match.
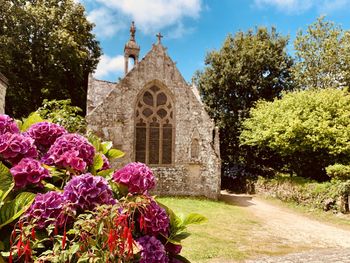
[0,0,101,117]
[194,27,293,189]
[240,88,350,181]
[293,16,350,89]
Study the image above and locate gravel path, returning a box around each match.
[219,191,350,262]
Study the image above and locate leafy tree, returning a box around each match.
[240,88,350,181]
[0,0,101,117]
[194,27,293,190]
[293,16,350,89]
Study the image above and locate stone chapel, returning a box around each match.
[86,22,221,199]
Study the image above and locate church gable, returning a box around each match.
[87,23,221,199]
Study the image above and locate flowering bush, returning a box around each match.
[63,173,116,212]
[25,191,67,229]
[113,162,156,194]
[0,113,204,263]
[26,121,67,152]
[0,114,20,135]
[0,132,38,163]
[10,158,50,189]
[138,235,168,263]
[42,133,95,172]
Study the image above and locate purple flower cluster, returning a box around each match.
[63,173,116,213]
[0,114,19,135]
[27,122,67,151]
[143,200,169,236]
[113,162,155,194]
[10,158,50,189]
[137,236,168,263]
[0,132,38,163]
[26,191,67,229]
[42,133,95,172]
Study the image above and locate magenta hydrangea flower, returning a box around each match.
[0,132,38,163]
[143,200,169,236]
[25,191,67,229]
[42,133,95,172]
[137,236,169,263]
[0,114,19,135]
[63,173,116,213]
[113,162,155,194]
[26,122,67,151]
[10,158,50,189]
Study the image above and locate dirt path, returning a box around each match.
[219,191,350,262]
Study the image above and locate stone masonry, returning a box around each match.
[0,73,7,114]
[87,24,221,199]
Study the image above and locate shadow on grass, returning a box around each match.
[219,191,256,207]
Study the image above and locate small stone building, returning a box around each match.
[87,23,221,199]
[0,73,8,114]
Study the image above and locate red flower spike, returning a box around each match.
[62,229,67,249]
[17,235,23,257]
[31,228,36,240]
[127,230,133,256]
[9,250,13,263]
[54,225,58,235]
[24,240,32,262]
[139,215,145,231]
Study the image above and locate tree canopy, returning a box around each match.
[194,27,293,188]
[293,16,350,90]
[0,0,101,117]
[240,88,350,181]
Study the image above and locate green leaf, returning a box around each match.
[0,254,6,263]
[106,149,125,159]
[69,244,80,255]
[182,213,208,226]
[97,169,113,179]
[92,153,104,172]
[172,231,191,242]
[20,112,44,132]
[0,192,36,229]
[101,141,113,154]
[0,241,4,251]
[0,162,13,204]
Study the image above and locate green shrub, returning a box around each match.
[256,175,350,213]
[36,99,86,133]
[240,88,350,181]
[326,164,350,180]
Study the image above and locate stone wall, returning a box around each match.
[87,43,221,199]
[0,73,8,114]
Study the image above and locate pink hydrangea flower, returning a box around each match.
[0,114,19,135]
[26,122,67,151]
[113,162,155,194]
[42,133,95,172]
[0,132,38,164]
[25,191,67,229]
[143,200,169,236]
[10,158,50,189]
[63,173,116,213]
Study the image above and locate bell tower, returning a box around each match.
[124,21,140,75]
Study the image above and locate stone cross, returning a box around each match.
[156,32,163,44]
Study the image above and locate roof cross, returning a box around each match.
[156,32,163,44]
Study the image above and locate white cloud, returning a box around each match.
[254,0,313,14]
[94,54,124,79]
[254,0,350,14]
[87,8,126,38]
[319,0,350,14]
[94,0,202,34]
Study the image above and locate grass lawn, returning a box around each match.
[157,195,350,262]
[157,197,262,263]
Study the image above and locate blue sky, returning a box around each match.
[79,0,350,83]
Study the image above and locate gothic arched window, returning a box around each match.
[135,85,174,165]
